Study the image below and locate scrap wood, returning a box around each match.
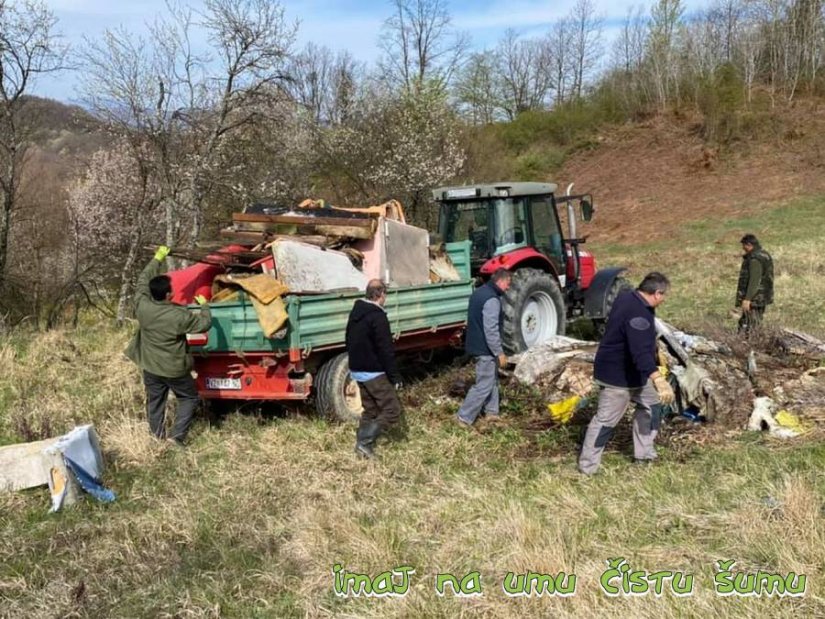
[298,198,406,222]
[219,229,332,247]
[233,211,376,229]
[779,328,825,359]
[313,225,375,240]
[230,219,376,240]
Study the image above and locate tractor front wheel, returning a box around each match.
[501,268,566,354]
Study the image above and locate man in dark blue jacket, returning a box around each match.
[346,279,403,458]
[578,272,675,475]
[456,269,512,427]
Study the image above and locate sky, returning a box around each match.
[36,0,711,103]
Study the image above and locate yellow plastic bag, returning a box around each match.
[548,396,581,424]
[775,410,812,435]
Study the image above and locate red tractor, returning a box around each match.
[433,182,629,353]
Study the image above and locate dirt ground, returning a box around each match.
[559,104,825,243]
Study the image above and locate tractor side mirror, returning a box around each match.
[580,199,594,222]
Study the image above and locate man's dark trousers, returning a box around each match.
[356,375,402,442]
[143,370,199,442]
[738,306,765,334]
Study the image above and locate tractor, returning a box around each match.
[432,182,629,354]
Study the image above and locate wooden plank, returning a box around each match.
[314,225,374,240]
[219,230,332,247]
[233,212,375,229]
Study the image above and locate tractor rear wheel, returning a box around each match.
[315,353,363,423]
[501,268,566,354]
[593,277,633,338]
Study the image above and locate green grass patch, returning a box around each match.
[593,193,825,334]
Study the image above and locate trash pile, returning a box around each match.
[510,322,825,442]
[165,199,462,337]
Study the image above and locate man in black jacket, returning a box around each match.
[346,279,403,458]
[578,272,675,475]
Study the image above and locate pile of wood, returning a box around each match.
[222,204,379,245]
[165,202,389,272]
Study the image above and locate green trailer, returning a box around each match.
[188,242,473,420]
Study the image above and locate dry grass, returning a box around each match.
[1,328,824,618]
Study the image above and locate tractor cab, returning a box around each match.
[438,183,566,272]
[433,182,626,353]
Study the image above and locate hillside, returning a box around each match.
[558,102,825,244]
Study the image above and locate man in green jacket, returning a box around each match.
[125,246,212,445]
[736,233,774,334]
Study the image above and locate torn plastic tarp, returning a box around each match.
[45,425,115,512]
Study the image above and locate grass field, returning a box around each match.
[1,196,824,618]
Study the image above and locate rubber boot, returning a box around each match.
[355,421,381,459]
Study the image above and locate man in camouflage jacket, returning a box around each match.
[736,234,774,334]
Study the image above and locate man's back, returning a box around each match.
[594,290,656,389]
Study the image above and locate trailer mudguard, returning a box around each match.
[583,267,628,319]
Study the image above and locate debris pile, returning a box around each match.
[162,199,462,336]
[510,322,825,443]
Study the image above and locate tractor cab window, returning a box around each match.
[530,196,564,269]
[440,202,490,259]
[492,198,528,255]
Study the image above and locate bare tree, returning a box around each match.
[609,6,650,111]
[80,0,297,251]
[496,30,553,119]
[453,50,500,124]
[568,0,604,100]
[379,0,469,92]
[0,0,65,279]
[648,0,685,111]
[546,17,575,105]
[286,43,363,125]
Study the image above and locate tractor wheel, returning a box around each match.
[593,277,633,338]
[314,353,363,423]
[501,268,566,354]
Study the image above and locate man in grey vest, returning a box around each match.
[736,234,774,334]
[456,268,512,427]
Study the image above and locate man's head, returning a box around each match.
[637,271,670,308]
[740,233,759,255]
[149,275,173,302]
[366,279,388,306]
[491,268,512,292]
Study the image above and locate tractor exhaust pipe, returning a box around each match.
[565,183,581,286]
[565,183,576,239]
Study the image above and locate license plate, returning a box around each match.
[205,377,241,390]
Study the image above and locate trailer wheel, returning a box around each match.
[315,353,363,423]
[501,268,566,354]
[593,277,633,338]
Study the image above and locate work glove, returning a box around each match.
[653,375,676,406]
[154,245,171,262]
[194,294,207,305]
[497,353,508,368]
[741,299,752,312]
